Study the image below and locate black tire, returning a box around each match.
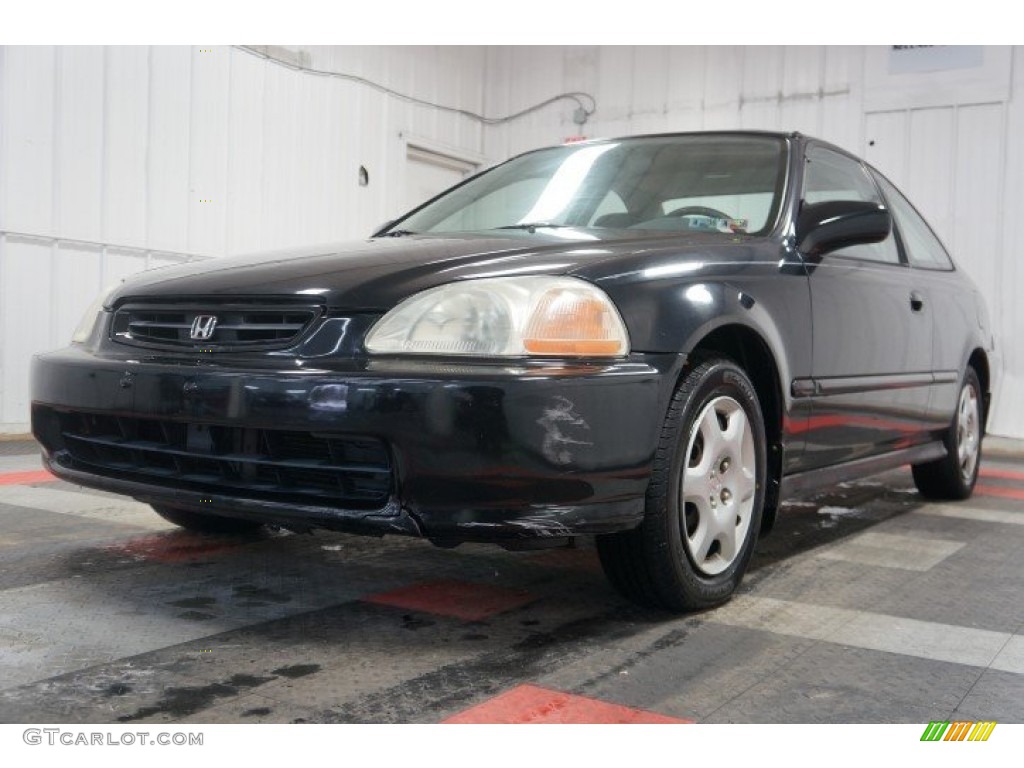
[912,367,983,500]
[597,358,767,612]
[151,504,265,534]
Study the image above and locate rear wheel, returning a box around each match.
[912,367,983,500]
[597,358,766,612]
[151,504,264,534]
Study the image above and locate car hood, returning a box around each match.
[109,230,764,310]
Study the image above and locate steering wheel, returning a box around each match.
[666,205,732,220]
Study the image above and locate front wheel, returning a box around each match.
[912,367,983,500]
[597,358,767,612]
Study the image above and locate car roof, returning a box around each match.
[608,129,796,141]
[511,130,814,163]
[554,129,799,147]
[527,130,866,169]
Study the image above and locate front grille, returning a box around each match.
[51,411,392,509]
[111,299,322,350]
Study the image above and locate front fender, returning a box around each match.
[596,261,814,496]
[598,269,810,399]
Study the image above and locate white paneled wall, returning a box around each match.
[0,45,486,432]
[3,45,1023,440]
[482,45,1024,439]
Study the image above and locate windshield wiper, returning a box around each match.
[495,223,571,233]
[380,229,418,238]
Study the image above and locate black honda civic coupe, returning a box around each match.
[32,131,996,611]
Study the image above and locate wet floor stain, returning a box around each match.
[176,610,216,621]
[233,585,291,604]
[58,547,153,578]
[400,614,436,630]
[325,608,647,723]
[110,532,249,564]
[271,664,321,679]
[169,596,217,609]
[116,673,275,722]
[103,683,132,697]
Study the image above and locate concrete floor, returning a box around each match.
[1,439,1022,724]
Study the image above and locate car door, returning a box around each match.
[870,169,973,431]
[800,144,934,469]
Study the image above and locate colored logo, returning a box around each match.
[920,721,996,741]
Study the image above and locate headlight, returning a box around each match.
[365,276,629,357]
[71,284,118,344]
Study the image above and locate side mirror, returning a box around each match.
[796,200,892,259]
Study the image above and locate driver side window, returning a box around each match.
[802,146,900,265]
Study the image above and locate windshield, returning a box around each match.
[389,135,787,237]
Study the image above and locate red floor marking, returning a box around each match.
[365,580,536,622]
[0,469,56,486]
[108,531,250,563]
[444,684,691,724]
[975,484,1024,501]
[979,468,1024,482]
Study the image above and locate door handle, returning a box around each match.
[910,291,925,312]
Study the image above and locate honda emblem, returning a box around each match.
[190,315,218,341]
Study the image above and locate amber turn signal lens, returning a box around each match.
[523,291,627,356]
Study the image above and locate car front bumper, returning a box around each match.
[31,347,679,542]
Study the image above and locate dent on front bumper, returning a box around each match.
[31,347,679,542]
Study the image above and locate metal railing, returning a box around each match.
[0,229,214,268]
